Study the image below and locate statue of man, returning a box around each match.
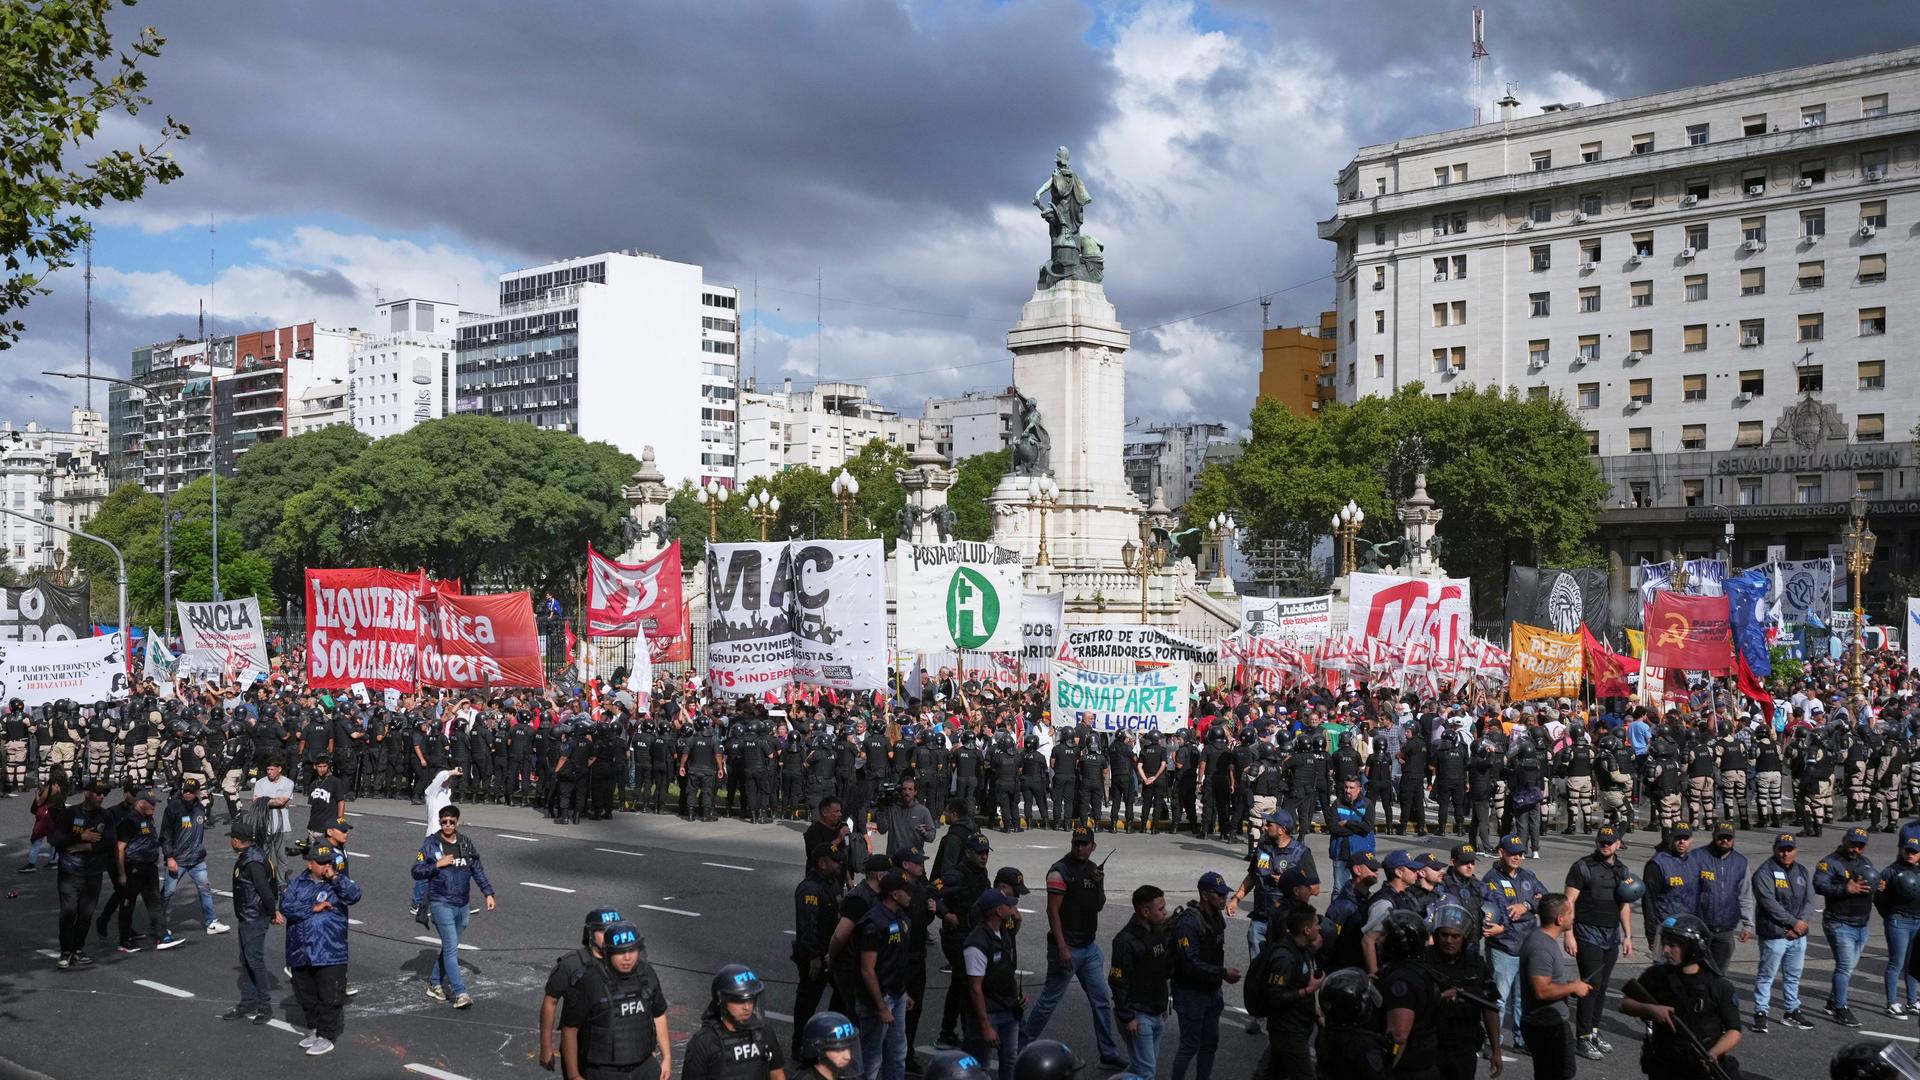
[1034,145,1091,246]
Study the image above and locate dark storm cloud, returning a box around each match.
[282,268,358,300]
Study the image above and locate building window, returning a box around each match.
[1579,286,1601,313]
[1579,239,1602,264]
[1683,373,1707,401]
[1683,324,1707,352]
[1737,476,1762,504]
[1859,472,1885,496]
[1798,312,1824,341]
[1578,334,1600,360]
[1683,478,1705,504]
[1685,223,1709,250]
[1860,359,1884,390]
[1580,142,1601,163]
[1431,348,1448,373]
[1740,369,1765,396]
[1374,310,1385,333]
[1801,103,1827,126]
[1373,224,1387,246]
[1629,428,1651,454]
[1434,165,1451,187]
[1740,318,1765,347]
[1860,307,1886,336]
[1584,430,1600,455]
[1631,232,1653,257]
[1628,378,1652,404]
[1373,354,1385,378]
[1686,178,1711,203]
[1630,280,1652,307]
[1858,413,1884,442]
[1862,149,1890,177]
[1798,260,1825,289]
[1861,200,1887,229]
[1451,254,1467,279]
[1799,364,1824,393]
[1529,292,1550,317]
[1529,340,1550,367]
[1800,209,1825,238]
[1432,303,1449,328]
[1628,481,1651,507]
[1684,274,1708,302]
[1737,421,1764,448]
[1579,192,1603,216]
[1686,122,1711,146]
[1801,160,1827,185]
[1530,150,1552,171]
[1529,201,1552,224]
[1863,93,1889,118]
[1527,386,1549,402]
[1432,256,1451,281]
[1740,267,1765,296]
[1795,475,1822,503]
[1449,346,1466,371]
[1743,113,1768,136]
[1451,300,1467,323]
[1372,266,1386,289]
[1530,244,1551,272]
[1741,216,1767,245]
[1631,132,1654,155]
[1630,328,1652,353]
[1859,253,1887,283]
[1577,383,1600,409]
[1630,186,1654,210]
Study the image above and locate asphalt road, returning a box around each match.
[0,793,1911,1080]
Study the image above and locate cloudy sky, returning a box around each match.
[15,0,1920,445]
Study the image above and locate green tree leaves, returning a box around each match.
[947,448,1011,541]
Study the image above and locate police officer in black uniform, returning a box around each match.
[1620,913,1743,1080]
[1259,904,1324,1080]
[935,834,995,1047]
[1375,909,1441,1080]
[682,719,724,823]
[1020,735,1050,832]
[683,964,786,1080]
[560,920,671,1080]
[542,907,625,1072]
[1424,904,1501,1080]
[793,845,846,1060]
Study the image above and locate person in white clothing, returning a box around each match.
[251,760,295,879]
[411,767,462,914]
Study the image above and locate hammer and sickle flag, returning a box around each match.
[1643,592,1734,674]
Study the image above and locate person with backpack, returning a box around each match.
[1109,884,1174,1080]
[18,773,62,872]
[221,812,281,1022]
[1169,872,1241,1080]
[411,804,497,1008]
[539,907,623,1072]
[1255,905,1324,1080]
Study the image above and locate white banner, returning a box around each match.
[1049,661,1190,733]
[176,598,269,683]
[1064,624,1220,664]
[143,632,177,697]
[1909,598,1920,673]
[791,540,888,692]
[896,542,1025,654]
[707,542,799,695]
[1344,572,1472,656]
[1767,558,1836,625]
[1019,592,1066,662]
[1236,595,1332,646]
[0,633,128,706]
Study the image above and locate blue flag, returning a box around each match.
[1725,568,1772,676]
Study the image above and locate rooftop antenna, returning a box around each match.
[83,233,92,410]
[1470,7,1488,125]
[752,276,759,385]
[1259,295,1271,330]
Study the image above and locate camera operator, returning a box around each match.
[872,776,937,860]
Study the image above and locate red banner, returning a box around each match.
[1644,593,1734,674]
[586,543,686,660]
[305,569,424,692]
[1581,626,1638,698]
[419,591,545,690]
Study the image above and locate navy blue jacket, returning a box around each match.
[411,831,496,906]
[1693,846,1752,935]
[281,869,362,967]
[1751,856,1813,940]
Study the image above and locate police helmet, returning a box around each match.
[1658,913,1716,972]
[1613,870,1648,904]
[1316,967,1382,1029]
[582,906,623,947]
[1832,1041,1920,1080]
[924,1051,993,1080]
[1024,734,1040,751]
[603,921,643,955]
[1014,1039,1084,1080]
[1428,903,1475,939]
[799,1011,860,1063]
[1378,910,1429,963]
[1890,866,1920,905]
[712,963,765,1003]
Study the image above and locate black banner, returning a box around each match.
[1505,566,1611,642]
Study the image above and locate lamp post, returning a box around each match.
[1025,474,1059,566]
[1206,511,1238,585]
[1709,503,1736,566]
[694,478,729,541]
[1119,518,1169,621]
[1331,500,1365,576]
[832,470,860,539]
[747,489,780,541]
[1842,491,1877,687]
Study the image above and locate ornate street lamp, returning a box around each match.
[1025,474,1060,566]
[1120,518,1169,620]
[694,478,729,541]
[1332,500,1365,576]
[1842,491,1878,687]
[1206,511,1238,583]
[832,470,860,539]
[747,489,780,542]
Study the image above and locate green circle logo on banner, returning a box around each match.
[945,566,1000,649]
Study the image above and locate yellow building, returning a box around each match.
[1257,310,1338,415]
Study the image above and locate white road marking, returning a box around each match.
[638,903,701,917]
[36,949,61,959]
[134,979,194,998]
[213,888,233,897]
[1018,908,1037,914]
[266,1019,303,1036]
[346,812,366,817]
[1864,1029,1920,1044]
[763,1009,794,1022]
[348,850,372,858]
[522,882,576,893]
[406,1065,481,1080]
[703,862,754,871]
[347,918,365,926]
[783,930,797,935]
[413,935,480,950]
[495,834,540,842]
[595,848,646,857]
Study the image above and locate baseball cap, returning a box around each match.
[1595,826,1621,846]
[863,854,893,875]
[327,820,353,832]
[1382,850,1416,872]
[1415,852,1445,871]
[1774,832,1798,851]
[1071,826,1097,846]
[977,887,1016,913]
[894,849,926,867]
[880,872,910,895]
[1498,835,1527,856]
[1845,825,1871,845]
[1902,835,1920,854]
[180,778,200,792]
[1278,867,1314,892]
[1666,824,1694,841]
[1450,844,1480,864]
[1198,871,1233,896]
[134,788,158,805]
[994,867,1031,895]
[965,833,993,854]
[1347,850,1381,870]
[1712,822,1736,839]
[308,844,337,862]
[86,777,111,794]
[1264,809,1295,830]
[810,844,844,864]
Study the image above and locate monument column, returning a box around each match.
[620,445,674,561]
[894,446,956,546]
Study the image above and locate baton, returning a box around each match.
[1667,1014,1735,1080]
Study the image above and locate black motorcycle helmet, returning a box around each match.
[1658,913,1716,973]
[711,963,765,1005]
[1832,1041,1920,1080]
[924,1051,992,1080]
[1316,966,1382,1028]
[799,1011,860,1070]
[1024,733,1040,751]
[1014,1039,1083,1080]
[1614,870,1648,904]
[1378,910,1429,964]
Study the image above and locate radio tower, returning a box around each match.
[1470,8,1488,125]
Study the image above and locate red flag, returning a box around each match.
[1581,626,1637,698]
[1644,593,1734,674]
[1736,650,1775,716]
[563,622,577,666]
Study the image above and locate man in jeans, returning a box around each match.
[1878,834,1920,1016]
[1519,893,1589,1080]
[1021,827,1125,1070]
[1813,824,1876,1028]
[1483,834,1546,1053]
[1109,884,1173,1080]
[962,886,1024,1080]
[160,779,229,942]
[410,804,497,1009]
[857,872,914,1080]
[1168,872,1242,1080]
[221,821,280,1021]
[1750,831,1817,1031]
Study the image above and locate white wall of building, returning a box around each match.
[350,298,460,439]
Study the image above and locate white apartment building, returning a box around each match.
[349,297,464,439]
[922,388,1019,462]
[736,379,940,482]
[453,251,739,486]
[1122,421,1233,508]
[1319,47,1920,616]
[289,380,350,436]
[0,410,109,576]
